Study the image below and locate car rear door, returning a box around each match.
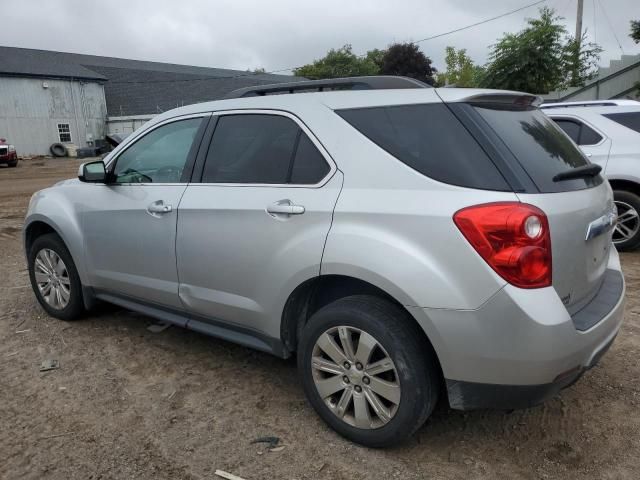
[81,114,209,310]
[176,110,342,339]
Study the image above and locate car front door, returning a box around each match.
[176,111,342,339]
[81,114,209,310]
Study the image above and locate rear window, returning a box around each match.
[603,112,640,134]
[474,106,601,193]
[336,103,510,191]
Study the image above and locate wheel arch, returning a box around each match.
[24,220,60,255]
[280,274,444,380]
[608,178,640,197]
[25,217,97,310]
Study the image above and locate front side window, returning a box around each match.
[113,118,202,184]
[202,114,330,185]
[58,123,71,143]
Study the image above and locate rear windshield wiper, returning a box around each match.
[553,164,602,182]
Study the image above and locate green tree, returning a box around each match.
[437,46,483,87]
[365,48,386,70]
[481,7,601,93]
[631,20,640,43]
[379,43,436,85]
[293,45,380,79]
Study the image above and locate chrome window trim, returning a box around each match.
[192,109,338,189]
[103,113,212,184]
[548,114,608,147]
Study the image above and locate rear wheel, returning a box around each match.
[8,160,17,167]
[28,233,85,320]
[613,190,640,251]
[298,295,440,447]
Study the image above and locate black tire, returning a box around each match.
[28,233,85,320]
[298,295,440,447]
[613,190,640,251]
[8,160,18,167]
[50,143,67,157]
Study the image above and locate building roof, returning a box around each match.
[0,46,303,115]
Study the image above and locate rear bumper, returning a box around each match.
[445,332,617,410]
[407,246,625,410]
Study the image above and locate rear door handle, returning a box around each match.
[147,200,172,216]
[266,200,305,216]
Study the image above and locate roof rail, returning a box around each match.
[223,75,430,99]
[540,99,640,109]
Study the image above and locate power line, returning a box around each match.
[412,0,548,44]
[110,0,549,85]
[595,0,624,54]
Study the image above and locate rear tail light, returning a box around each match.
[453,202,552,289]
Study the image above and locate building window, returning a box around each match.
[57,123,71,143]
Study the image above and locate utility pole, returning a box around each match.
[575,0,584,45]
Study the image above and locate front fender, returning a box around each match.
[24,186,87,284]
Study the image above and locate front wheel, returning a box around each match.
[298,295,440,447]
[28,233,85,320]
[613,190,640,251]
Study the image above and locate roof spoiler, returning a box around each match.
[463,93,543,108]
[224,76,430,99]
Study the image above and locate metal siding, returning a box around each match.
[0,77,106,155]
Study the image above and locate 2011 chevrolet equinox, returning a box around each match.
[24,77,625,447]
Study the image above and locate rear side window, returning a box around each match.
[603,112,640,134]
[202,114,330,185]
[552,118,603,145]
[337,104,510,191]
[474,106,600,193]
[290,134,330,184]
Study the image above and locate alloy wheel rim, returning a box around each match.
[311,326,401,429]
[34,248,70,310]
[613,200,640,244]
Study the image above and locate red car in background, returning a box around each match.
[0,138,18,167]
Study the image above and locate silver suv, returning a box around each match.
[542,100,640,250]
[24,77,625,447]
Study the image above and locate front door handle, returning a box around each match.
[147,200,173,216]
[266,200,305,216]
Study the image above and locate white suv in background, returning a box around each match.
[542,100,640,250]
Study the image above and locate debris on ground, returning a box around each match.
[147,322,171,333]
[214,470,247,480]
[250,436,280,449]
[38,431,74,441]
[39,359,59,372]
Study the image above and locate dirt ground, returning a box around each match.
[1,158,639,480]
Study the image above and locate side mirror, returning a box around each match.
[78,160,107,183]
